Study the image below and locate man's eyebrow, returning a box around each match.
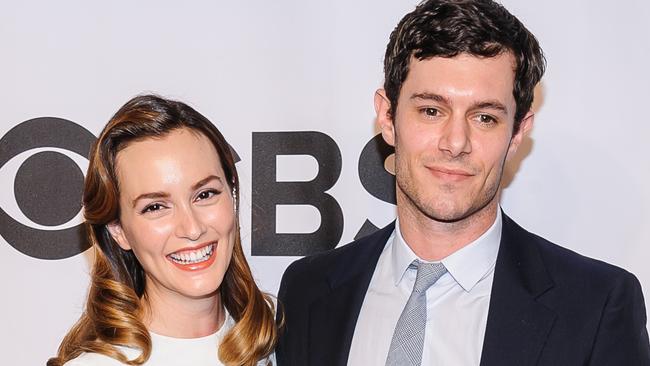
[472,100,509,115]
[191,175,223,191]
[410,92,451,104]
[411,93,509,114]
[131,192,170,208]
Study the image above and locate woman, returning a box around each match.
[48,95,278,366]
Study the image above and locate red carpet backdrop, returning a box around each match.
[1,1,649,364]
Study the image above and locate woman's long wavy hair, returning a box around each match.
[48,95,278,366]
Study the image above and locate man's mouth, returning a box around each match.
[428,166,474,179]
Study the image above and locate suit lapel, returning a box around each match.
[480,213,557,366]
[307,222,395,366]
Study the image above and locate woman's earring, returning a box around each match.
[232,187,238,213]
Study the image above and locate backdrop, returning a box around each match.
[1,1,649,364]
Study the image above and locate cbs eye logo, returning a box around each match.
[0,117,96,260]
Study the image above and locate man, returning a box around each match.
[276,0,650,365]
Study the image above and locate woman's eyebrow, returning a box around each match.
[131,192,170,208]
[191,175,223,191]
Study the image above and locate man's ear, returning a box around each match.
[507,110,534,159]
[375,89,395,147]
[106,221,132,251]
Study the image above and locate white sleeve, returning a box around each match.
[63,352,125,366]
[258,351,276,366]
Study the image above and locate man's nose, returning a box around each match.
[438,114,472,157]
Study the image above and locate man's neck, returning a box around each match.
[397,199,499,261]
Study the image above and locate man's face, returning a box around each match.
[377,53,532,223]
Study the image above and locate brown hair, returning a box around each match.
[384,0,546,133]
[48,95,278,366]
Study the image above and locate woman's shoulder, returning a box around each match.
[61,343,274,366]
[63,352,124,366]
[258,352,276,366]
[63,347,141,366]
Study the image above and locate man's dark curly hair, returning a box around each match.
[384,0,546,133]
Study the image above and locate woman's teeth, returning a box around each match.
[168,244,214,264]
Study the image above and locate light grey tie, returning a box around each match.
[385,260,447,366]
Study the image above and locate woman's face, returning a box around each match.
[108,128,235,302]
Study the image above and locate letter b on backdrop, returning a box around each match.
[251,131,343,256]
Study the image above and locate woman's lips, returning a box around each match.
[167,242,217,271]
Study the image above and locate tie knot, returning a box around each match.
[412,260,447,293]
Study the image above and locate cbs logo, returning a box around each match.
[0,117,95,260]
[1,119,397,260]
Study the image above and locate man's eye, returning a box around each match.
[477,114,497,124]
[421,108,439,117]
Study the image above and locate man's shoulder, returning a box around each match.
[506,215,637,291]
[538,232,637,291]
[279,222,395,293]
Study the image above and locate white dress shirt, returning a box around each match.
[347,213,502,366]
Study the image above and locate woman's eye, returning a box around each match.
[196,189,219,201]
[142,203,164,214]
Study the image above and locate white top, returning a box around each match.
[64,309,274,365]
[347,213,502,366]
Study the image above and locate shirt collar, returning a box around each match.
[391,209,502,292]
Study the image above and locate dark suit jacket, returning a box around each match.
[277,213,650,366]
